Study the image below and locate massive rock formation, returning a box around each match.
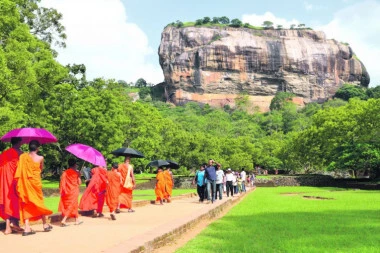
[158,26,370,111]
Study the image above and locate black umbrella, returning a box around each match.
[111,147,144,158]
[146,160,170,168]
[166,160,180,169]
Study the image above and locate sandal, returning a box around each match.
[60,223,69,227]
[128,209,135,213]
[22,230,36,236]
[44,224,53,232]
[110,214,116,220]
[115,208,121,214]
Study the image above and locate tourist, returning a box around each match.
[192,165,206,202]
[215,163,224,200]
[59,158,83,226]
[240,168,247,192]
[233,171,238,195]
[205,159,217,203]
[106,163,122,220]
[225,168,234,197]
[0,137,23,234]
[15,140,53,236]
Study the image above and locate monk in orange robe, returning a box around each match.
[106,163,121,220]
[163,167,174,203]
[59,158,82,226]
[0,137,23,234]
[155,168,165,205]
[118,156,136,213]
[79,166,107,218]
[15,140,53,236]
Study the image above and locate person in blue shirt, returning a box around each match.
[192,165,206,202]
[205,159,217,203]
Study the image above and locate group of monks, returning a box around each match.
[155,167,174,205]
[0,137,138,236]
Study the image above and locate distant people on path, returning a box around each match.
[106,163,122,220]
[79,166,107,218]
[237,175,243,193]
[225,168,234,197]
[118,156,136,212]
[15,140,53,236]
[59,158,83,226]
[205,159,217,203]
[233,172,238,194]
[0,137,23,235]
[192,164,206,202]
[163,167,174,203]
[155,167,166,205]
[215,163,224,200]
[250,173,255,187]
[240,168,247,192]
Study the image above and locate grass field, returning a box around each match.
[177,187,380,253]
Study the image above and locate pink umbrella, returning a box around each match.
[0,127,57,144]
[65,143,106,167]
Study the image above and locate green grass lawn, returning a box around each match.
[44,188,196,213]
[177,187,380,253]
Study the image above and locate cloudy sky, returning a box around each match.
[41,0,380,87]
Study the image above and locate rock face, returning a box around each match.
[158,26,370,111]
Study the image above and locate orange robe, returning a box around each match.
[14,153,52,221]
[0,148,20,220]
[163,170,173,199]
[58,168,80,218]
[106,170,121,212]
[79,167,107,212]
[118,163,134,209]
[155,171,165,201]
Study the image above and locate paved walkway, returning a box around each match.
[0,189,253,253]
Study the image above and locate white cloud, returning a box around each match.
[304,1,314,11]
[317,0,380,87]
[242,12,300,29]
[41,0,164,84]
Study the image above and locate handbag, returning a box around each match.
[123,165,134,190]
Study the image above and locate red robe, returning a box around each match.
[59,168,80,218]
[0,148,20,220]
[79,167,107,212]
[155,171,165,201]
[118,163,134,209]
[14,153,53,221]
[105,170,121,212]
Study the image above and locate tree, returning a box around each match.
[195,19,203,26]
[202,17,210,24]
[277,25,283,30]
[175,20,183,28]
[298,24,306,29]
[262,21,273,29]
[135,78,147,88]
[334,84,367,101]
[211,17,219,24]
[290,24,296,29]
[269,92,295,111]
[366,85,380,98]
[230,18,242,27]
[243,23,250,28]
[219,16,230,24]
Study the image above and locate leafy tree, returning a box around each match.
[175,20,183,28]
[269,92,295,111]
[195,19,203,26]
[277,25,283,30]
[243,23,250,28]
[211,17,219,24]
[138,87,151,100]
[230,18,242,27]
[290,24,296,29]
[262,21,274,29]
[334,84,367,101]
[219,16,229,24]
[202,17,211,24]
[366,85,380,99]
[135,78,147,88]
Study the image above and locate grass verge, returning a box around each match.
[177,187,380,253]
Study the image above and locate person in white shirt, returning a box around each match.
[215,164,224,200]
[240,168,247,192]
[225,168,234,197]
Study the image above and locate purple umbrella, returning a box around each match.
[65,143,106,167]
[0,127,57,144]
